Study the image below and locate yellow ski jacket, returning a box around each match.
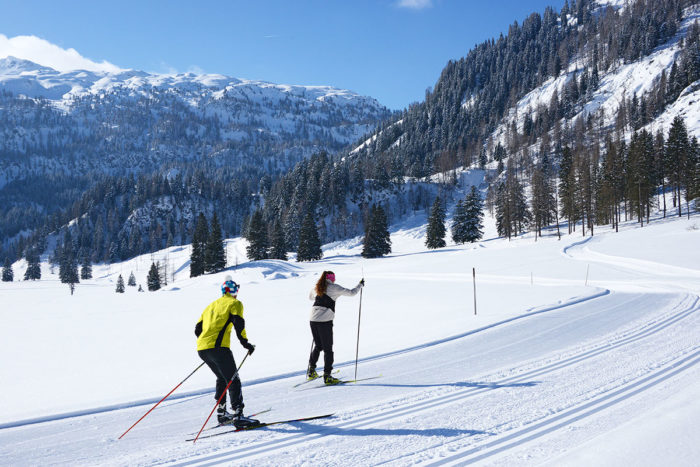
[195,294,249,351]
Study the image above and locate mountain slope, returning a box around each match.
[259,0,699,252]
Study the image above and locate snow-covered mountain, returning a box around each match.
[0,55,385,113]
[0,55,392,254]
[0,55,391,186]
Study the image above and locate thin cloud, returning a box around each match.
[0,34,122,73]
[396,0,433,10]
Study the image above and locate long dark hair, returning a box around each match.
[315,271,334,296]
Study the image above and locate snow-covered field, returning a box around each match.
[1,209,699,466]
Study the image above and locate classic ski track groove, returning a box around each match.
[168,291,699,466]
[423,349,700,466]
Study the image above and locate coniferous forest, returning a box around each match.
[1,0,699,271]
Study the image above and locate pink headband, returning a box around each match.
[326,273,335,282]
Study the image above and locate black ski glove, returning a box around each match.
[360,278,365,287]
[244,343,256,355]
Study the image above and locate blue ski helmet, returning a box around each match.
[221,275,239,295]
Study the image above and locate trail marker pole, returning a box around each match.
[473,267,477,316]
[585,264,590,286]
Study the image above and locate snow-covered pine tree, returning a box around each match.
[58,234,79,294]
[2,258,13,282]
[451,199,469,244]
[463,185,485,243]
[246,210,269,261]
[425,196,446,249]
[362,205,392,258]
[297,211,322,261]
[269,220,288,260]
[147,262,161,291]
[190,213,208,277]
[116,274,125,293]
[80,256,92,280]
[128,271,136,286]
[205,213,226,272]
[24,250,41,280]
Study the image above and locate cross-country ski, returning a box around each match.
[185,413,335,441]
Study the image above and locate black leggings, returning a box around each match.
[198,347,244,410]
[309,321,334,375]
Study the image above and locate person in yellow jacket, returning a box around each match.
[195,275,258,427]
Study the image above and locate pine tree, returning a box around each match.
[205,213,226,272]
[463,186,484,242]
[2,258,13,282]
[80,256,92,280]
[269,220,288,260]
[58,231,79,293]
[138,284,144,292]
[116,274,125,293]
[666,116,690,217]
[362,205,392,258]
[451,199,469,244]
[691,136,700,206]
[147,262,161,291]
[24,250,41,280]
[425,196,446,249]
[297,211,323,261]
[128,271,136,286]
[190,213,208,277]
[246,210,269,261]
[559,146,577,233]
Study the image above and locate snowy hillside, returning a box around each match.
[1,191,698,465]
[491,3,700,148]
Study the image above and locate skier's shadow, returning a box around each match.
[352,381,539,389]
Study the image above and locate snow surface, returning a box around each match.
[1,200,699,465]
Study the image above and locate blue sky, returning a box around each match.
[0,0,565,110]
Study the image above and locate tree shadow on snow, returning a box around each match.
[352,380,539,390]
[268,422,491,438]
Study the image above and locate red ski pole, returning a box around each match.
[193,350,251,443]
[119,362,205,439]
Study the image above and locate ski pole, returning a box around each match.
[193,350,250,443]
[119,362,205,440]
[354,286,363,380]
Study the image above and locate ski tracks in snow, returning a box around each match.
[167,291,700,466]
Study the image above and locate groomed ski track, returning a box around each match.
[1,219,698,466]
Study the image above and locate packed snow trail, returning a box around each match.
[161,291,699,466]
[1,217,698,465]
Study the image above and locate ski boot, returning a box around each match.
[307,368,319,381]
[233,407,260,429]
[217,403,235,425]
[324,374,341,386]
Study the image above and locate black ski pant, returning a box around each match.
[198,347,244,411]
[309,321,334,376]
